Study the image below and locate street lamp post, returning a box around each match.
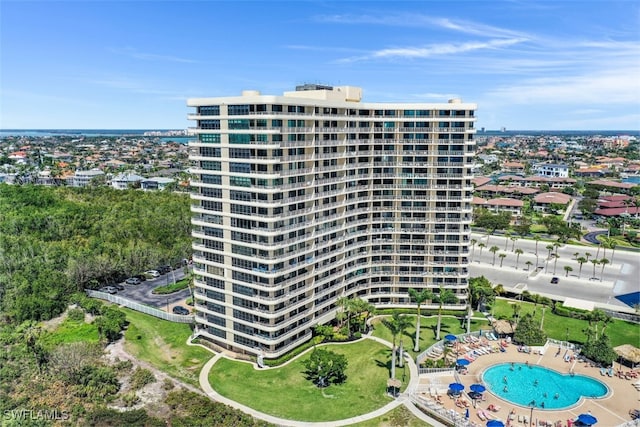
[166,298,170,313]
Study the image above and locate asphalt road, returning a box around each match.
[115,267,192,309]
[469,232,640,312]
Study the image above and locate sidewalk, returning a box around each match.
[198,335,446,427]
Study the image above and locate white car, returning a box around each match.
[145,270,160,278]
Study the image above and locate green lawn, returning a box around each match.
[122,308,212,386]
[371,314,492,358]
[209,339,397,422]
[349,405,431,427]
[43,318,100,346]
[151,278,191,294]
[491,299,640,347]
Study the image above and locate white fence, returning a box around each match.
[85,290,195,324]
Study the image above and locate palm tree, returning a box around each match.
[564,265,573,277]
[336,296,352,335]
[396,314,412,368]
[599,258,609,281]
[408,288,433,352]
[478,242,486,259]
[381,312,410,380]
[504,231,512,251]
[584,252,592,263]
[470,238,477,262]
[525,260,533,271]
[533,235,541,256]
[552,253,560,275]
[546,244,554,260]
[573,252,580,260]
[489,245,500,266]
[553,242,561,257]
[499,253,507,268]
[511,303,522,327]
[434,286,457,340]
[514,248,523,269]
[590,259,600,279]
[511,236,518,252]
[576,256,587,279]
[600,237,617,264]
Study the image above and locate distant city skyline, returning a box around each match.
[1,1,639,130]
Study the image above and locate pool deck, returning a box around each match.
[417,341,639,427]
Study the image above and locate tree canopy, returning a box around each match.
[302,348,348,387]
[0,185,191,323]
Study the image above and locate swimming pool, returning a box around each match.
[482,363,608,409]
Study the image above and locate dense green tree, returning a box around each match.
[581,334,617,366]
[512,314,547,346]
[302,348,348,387]
[0,185,191,323]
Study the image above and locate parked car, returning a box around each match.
[157,265,172,274]
[125,277,142,285]
[172,306,190,315]
[100,286,117,294]
[132,274,147,282]
[113,283,125,291]
[551,277,559,284]
[145,270,160,278]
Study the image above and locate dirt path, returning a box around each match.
[104,336,205,397]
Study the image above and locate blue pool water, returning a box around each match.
[482,363,608,409]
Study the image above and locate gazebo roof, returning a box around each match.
[614,344,640,364]
[492,319,515,335]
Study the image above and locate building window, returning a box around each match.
[199,120,220,130]
[199,134,220,143]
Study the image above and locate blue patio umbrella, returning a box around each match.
[456,358,470,366]
[486,421,505,427]
[445,334,457,341]
[470,383,486,393]
[449,382,464,392]
[577,413,598,425]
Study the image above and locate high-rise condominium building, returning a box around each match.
[188,85,476,359]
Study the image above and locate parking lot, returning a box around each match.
[104,267,193,313]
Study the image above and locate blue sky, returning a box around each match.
[1,1,639,130]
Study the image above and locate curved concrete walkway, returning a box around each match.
[197,334,445,426]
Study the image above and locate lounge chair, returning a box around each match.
[476,409,487,421]
[600,367,607,375]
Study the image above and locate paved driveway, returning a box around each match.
[115,268,192,309]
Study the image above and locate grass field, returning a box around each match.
[371,314,492,358]
[490,299,639,347]
[122,308,212,386]
[43,317,100,346]
[209,339,397,422]
[349,405,431,427]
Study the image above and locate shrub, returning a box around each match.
[67,307,85,322]
[130,367,156,390]
[121,391,140,407]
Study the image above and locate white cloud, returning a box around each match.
[316,13,529,39]
[339,38,527,62]
[109,47,197,63]
[486,67,640,105]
